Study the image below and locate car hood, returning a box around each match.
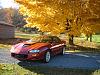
[11,42,50,54]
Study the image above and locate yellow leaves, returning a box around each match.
[16,0,68,35]
[16,0,29,7]
[82,17,100,36]
[82,25,96,36]
[19,5,27,15]
[16,0,99,37]
[45,7,55,17]
[29,0,43,5]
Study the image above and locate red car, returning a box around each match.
[10,36,66,63]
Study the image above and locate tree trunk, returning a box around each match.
[69,35,74,45]
[86,35,89,41]
[90,34,92,42]
[40,32,44,35]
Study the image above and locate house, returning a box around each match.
[0,21,15,39]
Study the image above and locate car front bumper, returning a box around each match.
[11,52,45,60]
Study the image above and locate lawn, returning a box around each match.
[74,35,100,44]
[0,64,100,75]
[92,35,100,43]
[15,32,40,39]
[73,34,100,52]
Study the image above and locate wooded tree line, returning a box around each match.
[0,8,38,33]
[0,8,25,27]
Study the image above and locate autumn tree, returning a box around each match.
[15,0,100,44]
[81,0,100,42]
[0,8,27,26]
[11,9,26,27]
[0,8,13,24]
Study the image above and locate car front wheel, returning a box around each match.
[43,51,51,63]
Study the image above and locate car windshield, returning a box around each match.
[26,36,52,43]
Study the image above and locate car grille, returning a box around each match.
[11,53,28,59]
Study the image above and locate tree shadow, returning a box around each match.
[68,44,100,53]
[17,65,95,75]
[0,38,29,45]
[97,45,100,49]
[18,54,100,75]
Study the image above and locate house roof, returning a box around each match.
[0,21,14,27]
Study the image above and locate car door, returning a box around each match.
[51,37,62,55]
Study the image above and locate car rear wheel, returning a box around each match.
[43,51,51,63]
[60,46,66,55]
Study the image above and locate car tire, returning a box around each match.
[43,51,51,63]
[60,46,66,55]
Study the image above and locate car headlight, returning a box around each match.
[29,50,40,53]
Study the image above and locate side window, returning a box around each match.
[53,37,61,43]
[41,37,52,43]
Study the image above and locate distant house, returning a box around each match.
[0,21,15,39]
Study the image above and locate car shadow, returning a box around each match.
[18,53,100,75]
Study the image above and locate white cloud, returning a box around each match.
[0,0,19,8]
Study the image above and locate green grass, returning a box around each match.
[15,32,40,39]
[74,34,100,43]
[92,35,100,43]
[0,64,100,75]
[0,44,11,49]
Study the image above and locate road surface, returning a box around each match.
[0,48,100,69]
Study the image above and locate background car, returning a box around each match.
[10,35,66,63]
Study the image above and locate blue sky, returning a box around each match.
[0,0,19,8]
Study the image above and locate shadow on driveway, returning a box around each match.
[18,53,100,69]
[18,53,100,75]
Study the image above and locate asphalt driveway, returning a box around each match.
[0,48,100,69]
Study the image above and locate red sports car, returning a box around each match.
[10,36,66,63]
